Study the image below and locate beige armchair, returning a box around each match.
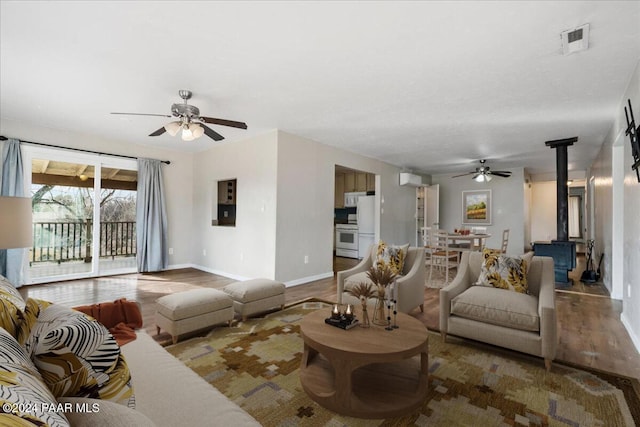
[337,245,426,313]
[440,251,557,370]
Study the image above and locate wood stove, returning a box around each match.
[534,137,577,287]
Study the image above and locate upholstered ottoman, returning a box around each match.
[223,279,286,321]
[155,288,234,344]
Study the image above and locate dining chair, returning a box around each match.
[422,226,435,265]
[500,229,510,253]
[428,230,459,285]
[471,226,488,250]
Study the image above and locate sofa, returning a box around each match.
[0,275,260,426]
[439,251,557,370]
[337,243,426,313]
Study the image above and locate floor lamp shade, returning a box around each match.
[0,196,32,249]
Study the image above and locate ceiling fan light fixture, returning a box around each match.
[474,173,491,183]
[164,121,181,136]
[181,127,195,141]
[189,123,205,139]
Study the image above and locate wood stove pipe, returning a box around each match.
[544,137,577,242]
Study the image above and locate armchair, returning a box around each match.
[337,245,426,313]
[440,251,556,370]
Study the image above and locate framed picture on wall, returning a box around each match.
[462,190,491,225]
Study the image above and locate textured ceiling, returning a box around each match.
[1,1,639,177]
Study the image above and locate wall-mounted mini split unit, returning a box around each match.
[399,172,423,187]
[561,24,589,55]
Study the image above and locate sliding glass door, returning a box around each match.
[30,159,96,280]
[98,166,137,275]
[24,147,137,283]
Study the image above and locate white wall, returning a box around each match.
[589,59,640,351]
[191,129,417,285]
[0,119,195,269]
[529,181,557,243]
[620,62,640,351]
[274,131,418,284]
[192,131,279,280]
[431,167,526,254]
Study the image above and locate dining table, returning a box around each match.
[446,232,492,252]
[432,232,492,285]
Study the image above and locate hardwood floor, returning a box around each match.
[18,257,640,379]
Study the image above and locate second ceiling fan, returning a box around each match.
[111,90,247,142]
[452,160,512,182]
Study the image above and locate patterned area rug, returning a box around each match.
[165,302,639,427]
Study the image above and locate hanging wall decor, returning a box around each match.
[624,98,640,183]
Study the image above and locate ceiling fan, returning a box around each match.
[452,160,512,182]
[111,90,247,142]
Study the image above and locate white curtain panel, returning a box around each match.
[136,158,168,272]
[568,196,580,238]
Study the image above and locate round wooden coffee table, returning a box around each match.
[299,308,429,419]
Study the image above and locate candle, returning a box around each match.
[332,304,340,319]
[345,304,354,322]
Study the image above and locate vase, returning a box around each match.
[372,296,387,326]
[360,300,370,328]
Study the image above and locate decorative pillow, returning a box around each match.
[15,297,52,347]
[0,275,26,337]
[20,299,136,408]
[0,327,70,427]
[375,241,409,275]
[475,248,529,294]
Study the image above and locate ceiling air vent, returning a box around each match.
[561,24,590,55]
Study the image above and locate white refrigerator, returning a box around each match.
[357,195,375,258]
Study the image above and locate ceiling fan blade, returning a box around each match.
[451,172,474,178]
[111,112,172,118]
[491,171,512,178]
[149,127,166,137]
[200,123,225,141]
[200,116,248,129]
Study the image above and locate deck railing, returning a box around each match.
[31,221,136,264]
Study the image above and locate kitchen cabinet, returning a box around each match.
[356,173,367,192]
[344,172,356,192]
[335,173,345,208]
[335,171,376,208]
[366,173,375,192]
[344,172,368,192]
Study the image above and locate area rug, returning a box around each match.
[426,266,457,289]
[165,302,639,427]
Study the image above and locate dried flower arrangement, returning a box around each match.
[366,265,396,298]
[347,282,376,301]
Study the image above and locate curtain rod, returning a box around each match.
[0,135,171,165]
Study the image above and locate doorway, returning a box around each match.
[334,165,376,271]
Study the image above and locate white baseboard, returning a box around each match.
[189,264,250,282]
[284,271,334,287]
[188,265,333,288]
[620,311,640,354]
[166,263,193,271]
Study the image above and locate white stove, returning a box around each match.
[335,215,359,258]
